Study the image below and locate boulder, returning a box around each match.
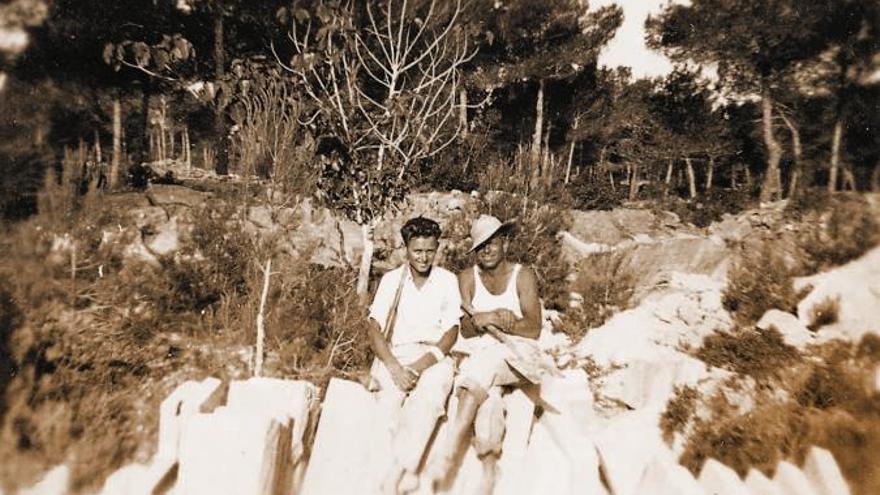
[635,450,704,495]
[127,206,169,230]
[300,379,383,495]
[772,461,818,495]
[697,458,749,495]
[146,184,212,208]
[99,458,176,495]
[598,354,712,410]
[145,217,180,257]
[157,377,224,462]
[493,390,535,495]
[744,468,784,495]
[18,465,70,495]
[795,246,880,341]
[757,309,815,348]
[594,407,666,495]
[225,377,317,491]
[177,407,292,495]
[802,447,850,495]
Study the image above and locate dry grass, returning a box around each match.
[722,242,798,325]
[681,334,880,495]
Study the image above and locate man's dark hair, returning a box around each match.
[401,216,442,244]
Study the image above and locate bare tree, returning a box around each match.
[278,0,473,296]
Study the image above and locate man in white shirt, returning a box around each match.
[367,216,461,494]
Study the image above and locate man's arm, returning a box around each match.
[506,266,542,339]
[367,270,417,391]
[458,269,482,338]
[405,325,458,373]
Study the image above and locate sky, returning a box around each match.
[593,0,687,79]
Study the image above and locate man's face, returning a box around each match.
[475,235,507,270]
[406,236,439,276]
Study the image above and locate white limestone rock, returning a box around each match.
[177,407,292,495]
[157,377,223,462]
[300,379,382,495]
[744,468,784,495]
[99,458,176,495]
[773,461,818,495]
[18,465,70,495]
[636,450,704,495]
[594,407,666,495]
[802,447,850,495]
[757,309,814,348]
[795,246,880,342]
[697,458,749,495]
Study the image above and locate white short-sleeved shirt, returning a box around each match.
[369,264,462,348]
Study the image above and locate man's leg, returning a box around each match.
[383,358,455,494]
[427,344,518,486]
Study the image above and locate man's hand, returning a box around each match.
[472,309,517,333]
[389,362,418,392]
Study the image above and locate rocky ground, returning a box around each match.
[2,177,879,494]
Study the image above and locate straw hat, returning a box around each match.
[469,214,516,252]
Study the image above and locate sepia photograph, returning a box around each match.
[1,0,878,494]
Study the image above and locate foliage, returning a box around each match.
[722,243,798,325]
[681,337,880,495]
[695,327,801,381]
[807,296,840,332]
[228,60,318,197]
[794,193,880,272]
[660,385,700,443]
[556,251,636,340]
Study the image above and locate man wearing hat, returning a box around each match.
[428,214,544,486]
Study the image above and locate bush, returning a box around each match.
[695,327,801,381]
[659,189,756,228]
[268,265,373,386]
[807,296,840,332]
[723,243,798,325]
[566,166,625,211]
[680,338,880,495]
[556,251,636,340]
[789,192,880,273]
[661,385,700,443]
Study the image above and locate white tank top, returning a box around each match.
[472,264,523,318]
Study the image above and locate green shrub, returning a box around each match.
[556,251,636,340]
[695,327,801,381]
[807,296,840,332]
[680,339,880,495]
[789,192,880,273]
[268,265,372,386]
[723,243,798,325]
[661,385,700,443]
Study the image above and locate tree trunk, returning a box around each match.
[530,79,545,167]
[871,160,880,192]
[459,87,468,138]
[759,90,782,202]
[565,115,579,185]
[779,113,802,197]
[828,118,843,192]
[110,97,122,189]
[94,130,102,164]
[685,157,697,199]
[705,157,714,192]
[628,163,640,201]
[254,258,272,377]
[356,223,375,302]
[663,159,674,198]
[213,10,229,175]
